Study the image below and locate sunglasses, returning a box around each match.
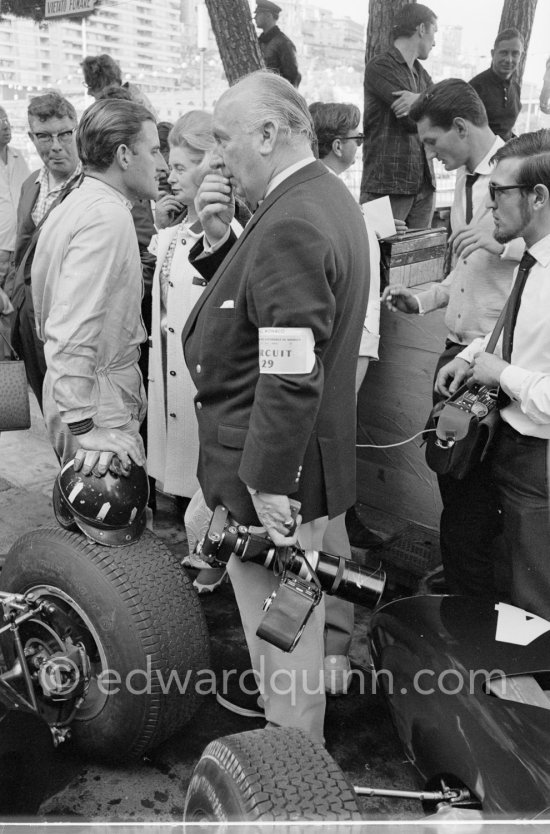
[339,134,364,147]
[488,183,530,201]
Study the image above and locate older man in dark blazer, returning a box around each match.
[182,71,370,742]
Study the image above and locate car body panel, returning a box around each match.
[370,595,550,817]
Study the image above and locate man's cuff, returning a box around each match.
[359,330,379,359]
[201,227,231,256]
[68,417,94,436]
[499,364,526,402]
[414,294,424,315]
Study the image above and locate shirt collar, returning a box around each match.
[83,174,133,210]
[489,66,513,86]
[264,155,315,200]
[388,45,418,67]
[473,135,505,176]
[528,233,550,269]
[35,161,82,189]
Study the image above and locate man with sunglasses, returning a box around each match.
[10,93,81,410]
[436,129,550,621]
[382,79,523,602]
[309,100,379,694]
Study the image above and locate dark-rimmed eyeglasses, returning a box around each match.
[31,128,75,147]
[339,134,364,147]
[488,183,530,201]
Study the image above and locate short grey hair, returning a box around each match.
[220,70,314,145]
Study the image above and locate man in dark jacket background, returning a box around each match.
[469,28,523,141]
[254,1,301,88]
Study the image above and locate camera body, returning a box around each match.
[257,573,322,652]
[197,505,385,652]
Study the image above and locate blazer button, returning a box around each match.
[196,364,201,373]
[181,239,187,245]
[196,402,202,410]
[170,370,176,376]
[168,327,175,333]
[169,412,176,418]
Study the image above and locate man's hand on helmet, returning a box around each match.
[73,427,145,477]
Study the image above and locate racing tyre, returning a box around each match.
[0,527,210,760]
[184,727,362,821]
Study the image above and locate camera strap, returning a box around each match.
[328,555,346,596]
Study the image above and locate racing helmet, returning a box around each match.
[54,459,149,547]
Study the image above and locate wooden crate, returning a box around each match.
[380,228,447,288]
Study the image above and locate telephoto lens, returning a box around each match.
[198,505,385,609]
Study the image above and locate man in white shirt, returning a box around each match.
[32,99,166,474]
[309,100,383,694]
[0,106,29,359]
[0,107,29,291]
[382,80,523,600]
[437,129,550,620]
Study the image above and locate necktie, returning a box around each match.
[502,250,537,363]
[465,172,480,224]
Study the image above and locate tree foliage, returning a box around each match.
[498,0,538,87]
[204,0,264,87]
[1,0,102,23]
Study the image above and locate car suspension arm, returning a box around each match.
[353,785,472,803]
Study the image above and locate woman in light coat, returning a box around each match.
[147,111,241,591]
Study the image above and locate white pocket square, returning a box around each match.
[220,300,235,308]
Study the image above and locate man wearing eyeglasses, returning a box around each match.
[10,93,81,410]
[435,129,550,621]
[382,80,523,602]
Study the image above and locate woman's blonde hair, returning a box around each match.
[168,110,214,156]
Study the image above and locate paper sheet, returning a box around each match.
[362,195,396,239]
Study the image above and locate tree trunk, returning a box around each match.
[498,0,538,88]
[365,0,415,63]
[204,0,264,87]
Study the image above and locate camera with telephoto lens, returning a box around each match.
[196,505,386,652]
